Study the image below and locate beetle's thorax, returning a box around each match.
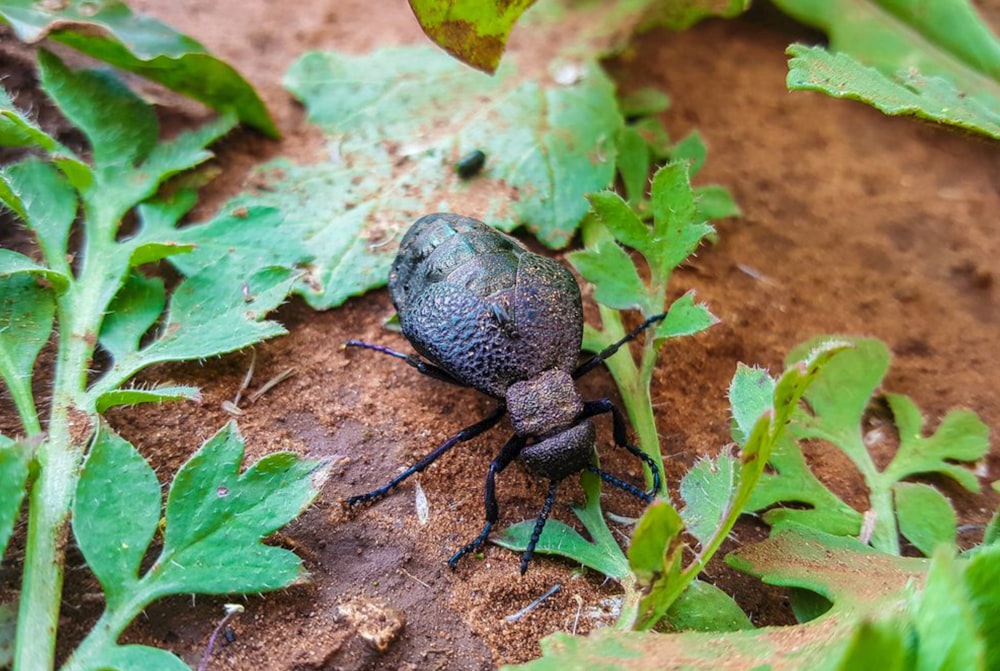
[506,369,582,438]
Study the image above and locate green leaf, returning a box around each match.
[94,385,202,413]
[0,602,14,669]
[831,619,910,671]
[0,275,55,432]
[2,158,78,275]
[669,130,706,175]
[0,249,69,292]
[664,580,752,632]
[38,49,158,170]
[628,500,683,581]
[0,435,31,563]
[88,257,292,403]
[566,239,648,313]
[694,184,741,221]
[639,0,749,30]
[98,273,165,364]
[70,644,190,671]
[72,425,161,609]
[408,0,536,74]
[965,546,1000,670]
[894,482,957,557]
[912,549,985,670]
[727,364,775,446]
[0,0,275,136]
[773,0,1000,112]
[151,422,327,594]
[883,392,989,491]
[653,291,718,345]
[648,163,713,275]
[616,127,651,207]
[786,45,1000,139]
[619,88,670,117]
[679,452,738,546]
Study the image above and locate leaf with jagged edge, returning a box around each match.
[0,0,275,136]
[0,275,55,429]
[70,422,328,668]
[786,45,1000,139]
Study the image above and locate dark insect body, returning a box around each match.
[346,213,663,573]
[455,149,486,178]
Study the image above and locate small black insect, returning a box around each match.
[346,213,663,573]
[455,149,486,179]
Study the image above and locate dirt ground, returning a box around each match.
[1,1,999,669]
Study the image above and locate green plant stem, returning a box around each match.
[14,207,115,671]
[60,592,148,671]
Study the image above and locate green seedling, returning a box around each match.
[0,0,275,136]
[0,53,322,671]
[749,336,990,556]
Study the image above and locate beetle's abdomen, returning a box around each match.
[389,213,582,398]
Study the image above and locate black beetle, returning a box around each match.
[346,213,663,573]
[455,149,486,179]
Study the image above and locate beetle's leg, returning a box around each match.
[520,479,559,574]
[345,340,465,386]
[345,406,505,507]
[580,399,661,501]
[448,434,526,569]
[586,465,653,504]
[572,312,668,380]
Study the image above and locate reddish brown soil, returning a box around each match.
[2,1,999,670]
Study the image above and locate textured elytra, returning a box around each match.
[389,213,582,400]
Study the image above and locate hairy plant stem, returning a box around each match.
[14,206,115,671]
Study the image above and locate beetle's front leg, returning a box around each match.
[448,434,526,569]
[581,399,661,502]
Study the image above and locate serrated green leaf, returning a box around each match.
[649,163,713,274]
[94,385,202,413]
[3,158,78,275]
[913,549,985,670]
[653,291,718,344]
[408,0,536,74]
[0,275,54,431]
[149,422,326,594]
[72,425,161,609]
[0,435,30,563]
[38,49,158,169]
[665,579,752,632]
[894,482,957,556]
[88,258,292,403]
[0,0,275,136]
[586,190,650,251]
[567,240,648,313]
[98,273,165,364]
[883,392,989,491]
[680,453,738,546]
[774,0,1000,113]
[786,44,1000,139]
[727,364,775,446]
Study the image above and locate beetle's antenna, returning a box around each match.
[572,312,668,379]
[521,480,559,574]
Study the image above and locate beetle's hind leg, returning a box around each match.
[572,312,668,380]
[345,340,465,386]
[345,406,505,507]
[448,434,526,569]
[581,399,661,501]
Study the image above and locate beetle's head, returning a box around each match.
[506,369,581,438]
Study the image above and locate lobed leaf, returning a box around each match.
[679,452,738,547]
[150,423,327,595]
[0,275,55,429]
[653,291,718,345]
[97,273,166,364]
[894,481,957,557]
[2,158,78,275]
[0,0,275,136]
